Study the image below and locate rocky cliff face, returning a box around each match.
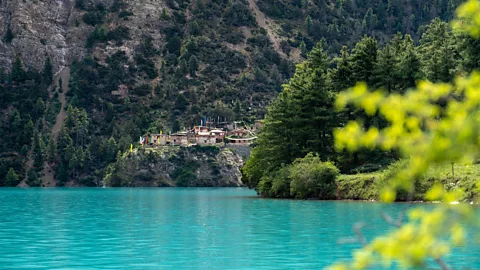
[103,146,244,187]
[1,0,80,72]
[0,0,167,73]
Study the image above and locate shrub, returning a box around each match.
[27,169,41,187]
[82,11,105,26]
[4,27,14,43]
[336,174,378,200]
[119,10,134,18]
[289,153,339,199]
[257,175,273,197]
[270,166,292,198]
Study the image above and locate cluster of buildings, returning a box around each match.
[140,121,261,147]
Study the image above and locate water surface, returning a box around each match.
[0,188,478,269]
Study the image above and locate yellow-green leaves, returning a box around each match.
[426,184,445,201]
[329,2,480,268]
[452,0,480,37]
[330,3,480,267]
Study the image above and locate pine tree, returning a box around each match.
[300,40,307,58]
[305,15,313,35]
[47,136,56,163]
[27,169,40,187]
[189,21,201,36]
[458,36,480,73]
[4,26,14,43]
[160,9,169,20]
[57,127,73,163]
[175,93,188,111]
[43,57,53,86]
[107,137,118,162]
[188,55,199,77]
[35,98,46,119]
[179,59,188,75]
[243,43,339,189]
[419,18,457,82]
[11,56,26,83]
[5,168,19,187]
[350,36,378,85]
[33,129,46,169]
[330,46,354,92]
[57,162,69,184]
[397,34,422,90]
[363,8,377,31]
[373,44,397,92]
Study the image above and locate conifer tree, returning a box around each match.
[243,43,338,189]
[305,15,313,35]
[188,55,199,77]
[27,169,40,187]
[330,46,353,92]
[373,44,397,92]
[107,137,118,163]
[160,8,169,20]
[47,136,56,163]
[350,36,378,85]
[35,98,46,119]
[4,26,14,43]
[300,40,307,57]
[11,56,26,83]
[33,130,44,168]
[23,120,34,148]
[419,18,457,82]
[179,59,188,75]
[363,8,377,31]
[397,34,422,90]
[5,168,19,187]
[43,57,53,86]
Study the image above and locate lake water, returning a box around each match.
[0,188,478,269]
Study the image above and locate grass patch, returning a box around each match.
[336,162,479,202]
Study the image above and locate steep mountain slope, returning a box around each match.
[0,0,464,186]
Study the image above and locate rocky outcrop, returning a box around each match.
[0,0,168,73]
[103,146,245,187]
[0,0,83,72]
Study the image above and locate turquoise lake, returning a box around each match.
[0,188,478,269]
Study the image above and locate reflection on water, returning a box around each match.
[0,188,477,269]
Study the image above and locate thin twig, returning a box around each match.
[353,222,367,247]
[434,257,451,270]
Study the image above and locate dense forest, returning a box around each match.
[0,0,470,186]
[242,18,480,198]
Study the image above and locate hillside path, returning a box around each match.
[41,66,71,187]
[248,0,285,58]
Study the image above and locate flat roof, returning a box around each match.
[228,137,257,141]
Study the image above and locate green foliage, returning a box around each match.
[75,0,85,10]
[188,55,199,77]
[82,10,105,26]
[171,160,199,187]
[336,174,378,200]
[419,18,457,82]
[4,168,19,187]
[160,9,169,20]
[289,153,339,199]
[27,169,41,187]
[86,26,128,47]
[11,56,26,83]
[257,0,463,54]
[243,43,339,191]
[4,26,14,43]
[42,57,53,86]
[330,2,480,268]
[224,2,256,27]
